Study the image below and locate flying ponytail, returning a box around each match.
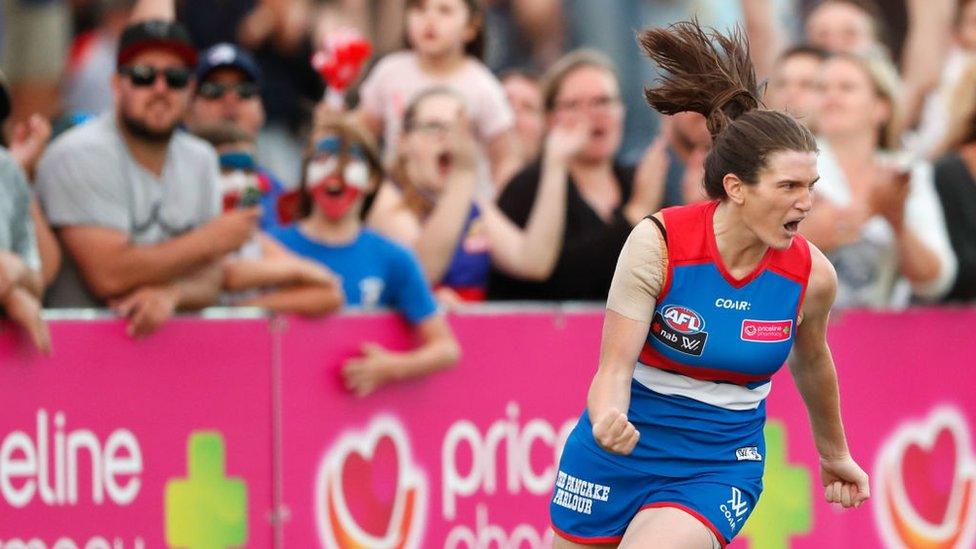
[639,20,816,199]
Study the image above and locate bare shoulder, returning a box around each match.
[804,242,838,314]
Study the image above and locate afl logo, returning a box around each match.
[662,305,705,334]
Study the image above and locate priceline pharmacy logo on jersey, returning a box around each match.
[0,409,145,548]
[315,404,577,548]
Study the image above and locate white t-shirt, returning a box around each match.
[815,139,957,308]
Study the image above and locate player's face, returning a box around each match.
[742,150,818,250]
[765,54,824,130]
[817,57,890,143]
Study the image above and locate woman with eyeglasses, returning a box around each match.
[487,49,669,302]
[267,114,459,396]
[367,86,584,303]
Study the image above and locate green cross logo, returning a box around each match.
[165,431,248,549]
[740,420,812,549]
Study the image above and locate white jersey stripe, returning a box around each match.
[633,362,771,411]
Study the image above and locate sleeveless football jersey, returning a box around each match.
[637,200,811,409]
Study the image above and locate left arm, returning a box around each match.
[342,313,460,396]
[790,245,870,509]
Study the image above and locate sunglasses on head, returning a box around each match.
[198,81,261,100]
[120,65,192,89]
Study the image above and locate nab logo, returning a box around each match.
[662,306,705,335]
[316,415,427,549]
[874,406,976,549]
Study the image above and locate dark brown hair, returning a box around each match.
[295,114,384,220]
[640,21,817,200]
[405,0,486,61]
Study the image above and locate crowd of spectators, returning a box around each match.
[2,0,975,391]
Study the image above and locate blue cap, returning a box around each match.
[196,43,262,84]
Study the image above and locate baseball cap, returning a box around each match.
[117,19,198,69]
[196,43,262,84]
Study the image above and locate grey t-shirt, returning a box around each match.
[36,113,221,307]
[0,147,41,273]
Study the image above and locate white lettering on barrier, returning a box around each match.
[444,504,555,548]
[0,410,143,508]
[441,402,576,520]
[0,538,145,549]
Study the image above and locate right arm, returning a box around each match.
[58,207,260,300]
[480,113,589,280]
[588,218,666,454]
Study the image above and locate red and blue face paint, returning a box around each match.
[306,135,371,220]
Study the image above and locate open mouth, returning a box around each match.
[784,220,801,234]
[437,151,453,175]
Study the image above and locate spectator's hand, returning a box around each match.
[2,288,51,355]
[543,112,590,166]
[444,120,480,176]
[625,134,669,224]
[110,286,179,338]
[342,342,396,397]
[205,207,262,256]
[8,114,52,176]
[869,166,911,232]
[435,287,466,309]
[680,147,709,205]
[0,251,26,299]
[821,454,870,508]
[591,407,640,455]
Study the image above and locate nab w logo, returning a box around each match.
[728,487,749,518]
[681,336,701,351]
[721,486,750,532]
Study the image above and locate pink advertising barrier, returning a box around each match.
[279,308,976,549]
[0,317,274,549]
[2,307,975,548]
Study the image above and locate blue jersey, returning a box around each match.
[268,225,438,324]
[552,200,813,546]
[439,205,491,301]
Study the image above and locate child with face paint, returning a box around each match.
[197,125,345,316]
[268,115,460,397]
[369,87,587,303]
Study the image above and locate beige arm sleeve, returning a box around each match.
[605,218,668,323]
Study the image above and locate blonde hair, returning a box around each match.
[830,52,903,150]
[939,59,976,154]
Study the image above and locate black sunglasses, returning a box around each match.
[120,65,192,89]
[198,81,261,100]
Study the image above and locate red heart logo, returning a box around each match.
[338,434,400,539]
[900,427,957,525]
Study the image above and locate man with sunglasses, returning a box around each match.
[187,42,285,231]
[36,20,260,337]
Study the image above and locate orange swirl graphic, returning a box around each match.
[326,480,418,549]
[886,472,974,549]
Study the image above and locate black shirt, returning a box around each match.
[934,152,976,302]
[486,161,637,301]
